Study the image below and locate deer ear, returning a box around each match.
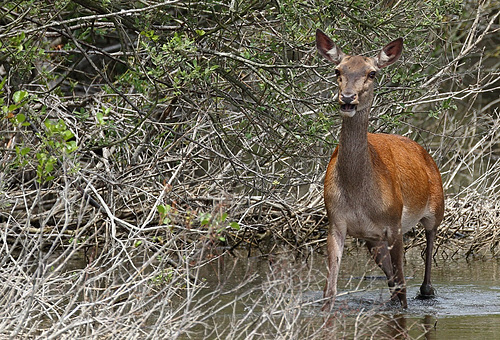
[316,29,345,65]
[376,38,403,68]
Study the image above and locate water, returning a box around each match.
[196,245,500,339]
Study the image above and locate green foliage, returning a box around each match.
[96,107,111,126]
[157,203,240,242]
[32,119,77,182]
[199,211,240,242]
[150,268,174,285]
[140,29,159,42]
[157,204,173,226]
[0,28,46,81]
[428,97,458,119]
[1,82,77,183]
[1,77,30,120]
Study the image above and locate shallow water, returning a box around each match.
[31,242,499,338]
[197,246,500,339]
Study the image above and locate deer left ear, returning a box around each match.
[376,38,403,68]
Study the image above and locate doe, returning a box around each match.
[316,29,444,311]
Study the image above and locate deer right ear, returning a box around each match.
[316,29,345,65]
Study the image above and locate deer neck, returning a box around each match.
[336,106,374,188]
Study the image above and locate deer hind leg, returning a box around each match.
[418,218,438,298]
[366,240,398,302]
[389,236,408,308]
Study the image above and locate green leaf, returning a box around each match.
[44,120,54,132]
[220,212,228,222]
[15,113,26,123]
[16,146,30,157]
[56,119,66,131]
[156,204,172,214]
[37,152,47,162]
[96,111,105,125]
[62,129,74,141]
[229,222,240,230]
[157,204,167,214]
[13,90,28,103]
[200,212,211,226]
[45,159,55,173]
[8,104,20,112]
[65,140,77,153]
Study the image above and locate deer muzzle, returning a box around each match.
[339,93,358,117]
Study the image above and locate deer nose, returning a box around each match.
[340,93,357,104]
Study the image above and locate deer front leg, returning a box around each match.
[322,229,345,312]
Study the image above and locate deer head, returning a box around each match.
[316,30,403,118]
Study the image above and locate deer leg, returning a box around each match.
[322,229,345,311]
[389,237,408,308]
[419,227,437,298]
[366,240,397,299]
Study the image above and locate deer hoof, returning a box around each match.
[417,284,436,299]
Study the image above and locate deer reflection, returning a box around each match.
[322,312,436,339]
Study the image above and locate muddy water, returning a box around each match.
[198,246,500,339]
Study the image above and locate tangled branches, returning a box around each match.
[0,0,499,337]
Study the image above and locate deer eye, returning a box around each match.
[368,71,376,79]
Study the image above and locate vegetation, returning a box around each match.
[0,0,498,338]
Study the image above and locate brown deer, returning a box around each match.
[316,29,444,311]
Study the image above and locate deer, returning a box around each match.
[315,29,444,311]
